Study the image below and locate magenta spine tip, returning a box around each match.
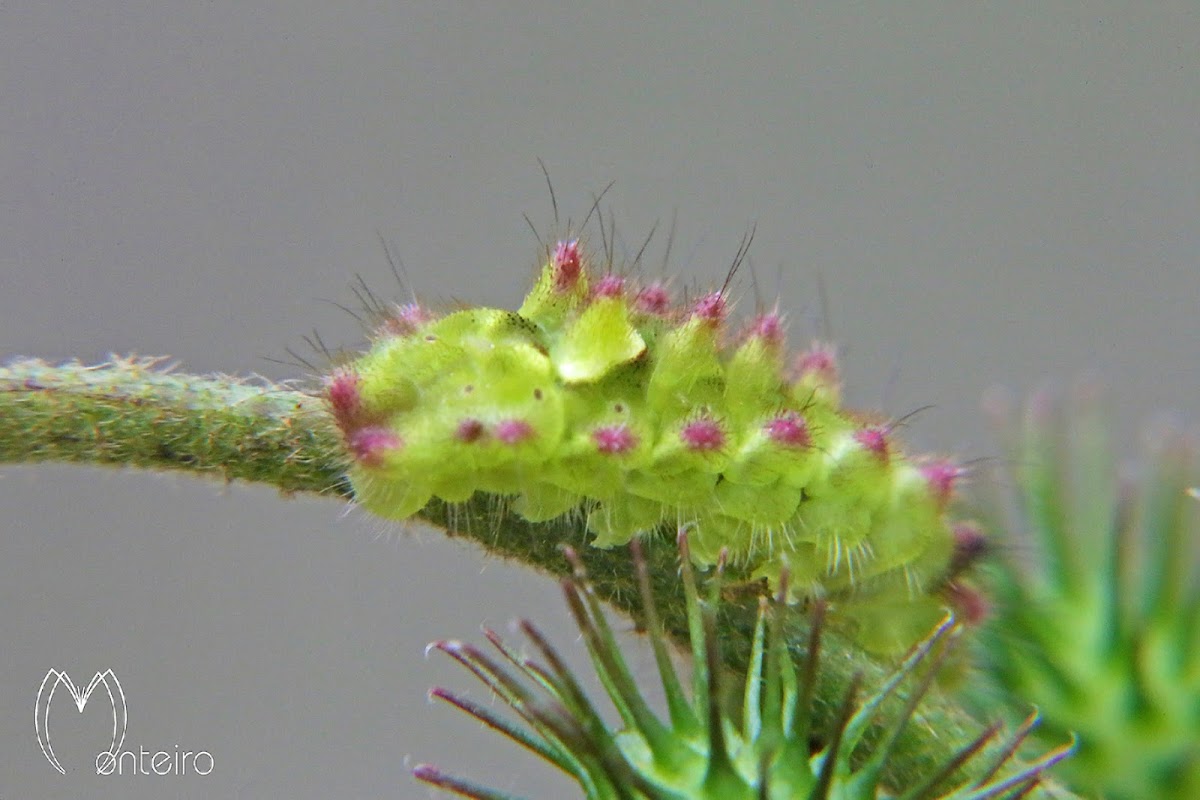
[681,418,725,451]
[411,763,442,781]
[349,426,402,467]
[944,580,990,626]
[950,521,989,574]
[920,459,962,505]
[793,343,839,381]
[853,426,889,460]
[325,369,361,427]
[592,424,638,454]
[746,311,786,346]
[592,273,625,299]
[691,291,727,325]
[495,419,534,444]
[764,412,810,447]
[381,302,432,337]
[552,239,582,291]
[634,283,671,316]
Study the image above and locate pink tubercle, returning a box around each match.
[690,291,727,326]
[591,273,625,299]
[853,426,890,461]
[380,303,433,337]
[943,581,990,626]
[920,459,962,507]
[634,283,672,316]
[949,521,989,576]
[681,418,725,451]
[494,419,534,445]
[792,343,839,383]
[764,412,810,447]
[348,426,402,468]
[325,369,361,428]
[455,418,485,443]
[552,239,582,292]
[592,424,637,454]
[745,311,786,347]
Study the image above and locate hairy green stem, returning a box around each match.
[0,357,1068,794]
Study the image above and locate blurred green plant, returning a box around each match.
[973,385,1199,799]
[417,532,1073,799]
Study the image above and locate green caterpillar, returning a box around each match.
[327,240,977,641]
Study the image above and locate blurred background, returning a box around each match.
[1,4,1197,797]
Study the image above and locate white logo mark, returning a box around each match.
[35,668,127,774]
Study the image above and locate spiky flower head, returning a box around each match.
[973,384,1199,799]
[415,532,1072,799]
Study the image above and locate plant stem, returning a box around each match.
[0,356,1067,794]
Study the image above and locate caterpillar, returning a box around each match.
[326,237,976,640]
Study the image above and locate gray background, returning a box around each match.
[1,3,1198,798]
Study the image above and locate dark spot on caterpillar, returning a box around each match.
[500,311,542,336]
[456,419,485,443]
[533,388,543,400]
